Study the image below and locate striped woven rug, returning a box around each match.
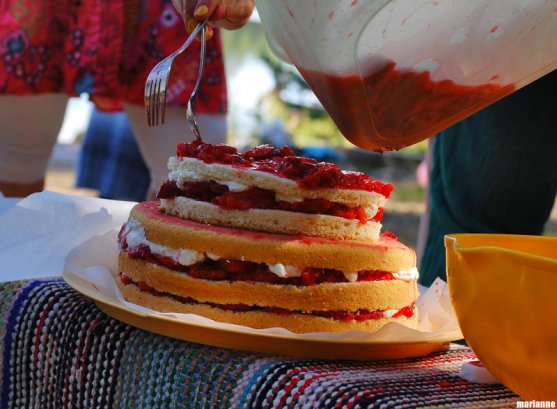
[0,280,519,408]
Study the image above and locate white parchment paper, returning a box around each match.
[65,229,463,343]
[0,191,134,281]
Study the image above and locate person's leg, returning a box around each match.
[77,108,151,201]
[0,94,69,197]
[124,103,227,198]
[419,70,557,287]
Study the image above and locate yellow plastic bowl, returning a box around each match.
[445,233,557,400]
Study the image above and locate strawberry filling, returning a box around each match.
[118,234,396,286]
[118,272,415,322]
[157,180,383,224]
[174,141,393,196]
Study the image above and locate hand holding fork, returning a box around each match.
[144,1,255,137]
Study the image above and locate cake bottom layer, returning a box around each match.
[116,276,418,334]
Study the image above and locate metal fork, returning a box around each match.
[144,20,207,127]
[186,24,206,141]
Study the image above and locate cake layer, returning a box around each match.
[159,181,380,224]
[167,156,389,206]
[119,255,419,311]
[119,222,417,283]
[129,201,416,273]
[160,197,382,241]
[117,278,418,334]
[174,142,393,194]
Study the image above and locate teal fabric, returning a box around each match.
[419,70,557,286]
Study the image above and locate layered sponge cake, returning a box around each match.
[117,141,419,333]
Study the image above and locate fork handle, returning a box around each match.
[176,20,207,57]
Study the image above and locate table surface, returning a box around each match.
[0,279,520,408]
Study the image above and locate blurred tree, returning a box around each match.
[222,23,347,148]
[257,53,349,148]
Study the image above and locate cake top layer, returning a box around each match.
[175,141,393,197]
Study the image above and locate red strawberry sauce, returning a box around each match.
[298,62,515,151]
[118,272,416,322]
[174,142,393,196]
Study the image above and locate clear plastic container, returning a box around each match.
[255,0,557,151]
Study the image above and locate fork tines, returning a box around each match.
[144,20,206,127]
[145,77,166,127]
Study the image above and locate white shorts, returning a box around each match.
[0,94,69,183]
[0,95,227,193]
[123,103,227,196]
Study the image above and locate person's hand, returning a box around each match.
[174,0,254,37]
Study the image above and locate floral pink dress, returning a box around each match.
[0,0,227,113]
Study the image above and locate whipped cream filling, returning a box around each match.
[268,263,303,278]
[123,219,205,266]
[121,220,418,282]
[167,165,380,218]
[169,167,249,193]
[392,267,419,281]
[382,309,403,319]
